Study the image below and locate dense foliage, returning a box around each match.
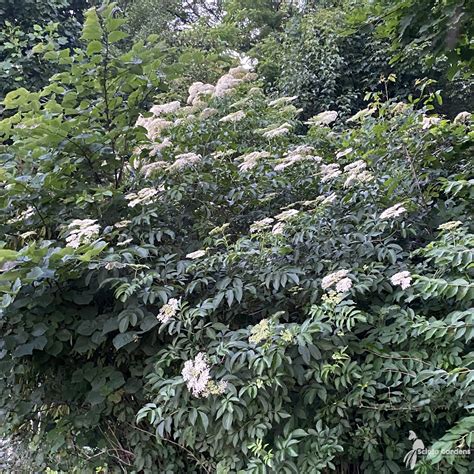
[0,0,90,98]
[0,1,473,473]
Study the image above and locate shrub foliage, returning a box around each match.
[0,4,473,473]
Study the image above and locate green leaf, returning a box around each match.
[108,31,128,43]
[86,40,102,55]
[112,332,137,350]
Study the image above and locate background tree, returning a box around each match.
[0,0,91,98]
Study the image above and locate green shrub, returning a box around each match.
[0,4,473,473]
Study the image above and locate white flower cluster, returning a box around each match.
[249,319,272,344]
[237,151,270,172]
[274,209,299,221]
[319,192,338,206]
[187,66,255,106]
[216,66,255,97]
[200,107,218,120]
[219,110,246,123]
[150,101,181,116]
[114,220,131,229]
[379,203,406,220]
[202,380,228,397]
[391,102,409,114]
[65,219,100,249]
[262,123,292,139]
[140,160,168,178]
[182,352,210,397]
[454,111,471,124]
[250,217,275,233]
[306,110,338,126]
[249,216,288,235]
[135,114,172,141]
[186,249,206,259]
[168,152,202,173]
[125,187,160,207]
[268,96,298,107]
[438,220,463,231]
[212,149,237,159]
[336,148,353,159]
[422,116,441,130]
[390,271,412,289]
[343,160,374,187]
[320,163,342,183]
[275,145,321,171]
[187,82,215,106]
[157,298,180,324]
[148,137,172,157]
[272,222,285,235]
[321,269,352,293]
[181,353,227,398]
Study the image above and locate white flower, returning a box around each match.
[157,298,180,324]
[167,153,202,172]
[65,219,100,248]
[422,116,441,130]
[272,222,285,235]
[237,151,270,172]
[438,220,462,230]
[250,217,274,233]
[275,209,299,221]
[262,123,291,139]
[186,250,206,259]
[391,102,409,114]
[200,108,218,120]
[212,149,237,159]
[150,101,181,116]
[140,161,168,178]
[117,238,133,247]
[125,187,160,207]
[202,380,228,397]
[187,82,215,105]
[344,170,374,187]
[275,146,321,171]
[214,72,242,98]
[321,269,349,290]
[453,112,471,124]
[243,72,258,81]
[336,148,353,159]
[135,116,172,141]
[320,192,337,205]
[379,203,406,220]
[390,271,412,290]
[268,96,298,107]
[249,319,272,344]
[228,65,249,78]
[343,160,373,187]
[182,353,211,397]
[219,110,246,123]
[292,145,315,155]
[335,277,352,293]
[306,110,338,126]
[344,160,366,173]
[114,220,131,229]
[320,163,341,182]
[149,138,172,157]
